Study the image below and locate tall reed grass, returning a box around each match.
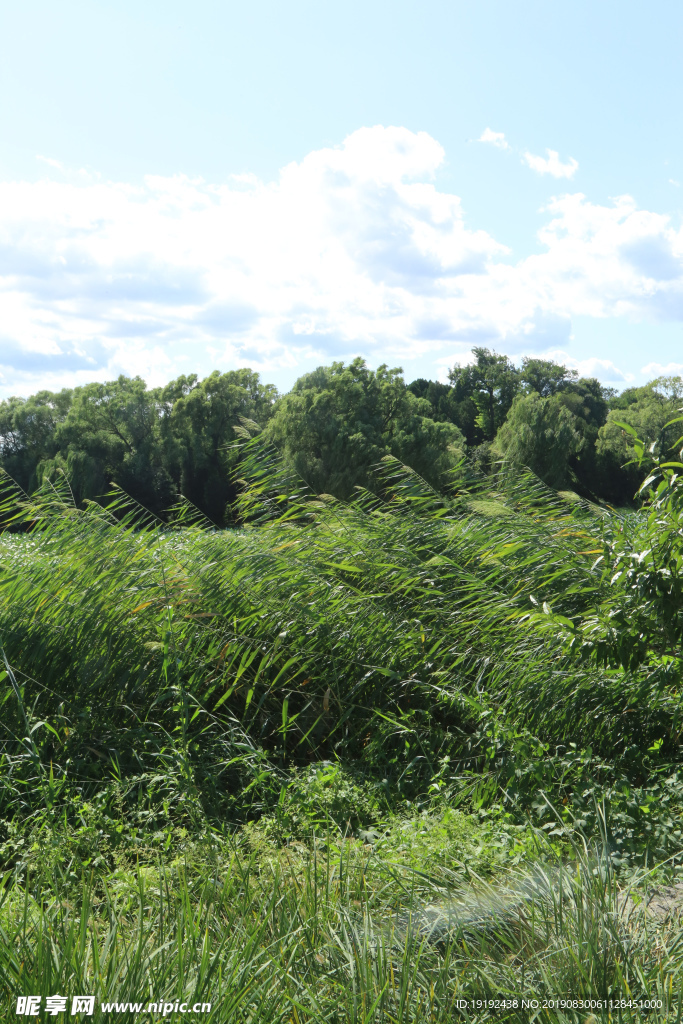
[2,831,682,1023]
[1,441,683,1018]
[0,445,661,825]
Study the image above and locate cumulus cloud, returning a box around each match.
[571,357,631,382]
[540,350,632,383]
[523,149,579,179]
[0,125,682,395]
[641,361,683,376]
[478,128,509,150]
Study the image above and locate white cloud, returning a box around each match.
[523,149,579,179]
[572,357,632,382]
[478,128,509,150]
[0,125,682,395]
[36,155,65,171]
[641,361,683,376]
[36,155,99,184]
[539,350,632,383]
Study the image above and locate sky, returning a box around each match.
[1,0,683,398]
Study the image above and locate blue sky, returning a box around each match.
[1,0,683,396]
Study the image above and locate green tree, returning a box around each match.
[39,376,175,511]
[596,378,683,502]
[0,369,278,523]
[408,377,482,446]
[448,348,521,441]
[610,375,683,410]
[263,358,464,499]
[519,357,578,397]
[492,391,584,489]
[159,369,278,523]
[0,389,73,492]
[553,377,611,495]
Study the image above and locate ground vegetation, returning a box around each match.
[1,355,683,1018]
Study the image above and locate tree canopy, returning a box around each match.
[0,350,678,514]
[492,392,584,490]
[262,358,464,499]
[448,347,520,441]
[0,370,278,522]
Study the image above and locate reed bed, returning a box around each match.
[0,439,682,1019]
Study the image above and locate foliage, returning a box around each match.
[0,352,674,509]
[3,420,683,1012]
[1,829,683,1022]
[558,411,683,672]
[262,358,464,499]
[38,375,177,514]
[0,388,73,493]
[596,379,682,502]
[448,347,520,441]
[0,370,278,523]
[491,375,612,493]
[408,377,482,446]
[158,368,278,523]
[492,392,584,489]
[1,439,683,850]
[518,356,579,397]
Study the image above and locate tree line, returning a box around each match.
[0,348,680,522]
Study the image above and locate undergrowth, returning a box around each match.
[2,435,683,1017]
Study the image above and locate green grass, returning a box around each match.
[2,828,683,1023]
[2,441,683,1018]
